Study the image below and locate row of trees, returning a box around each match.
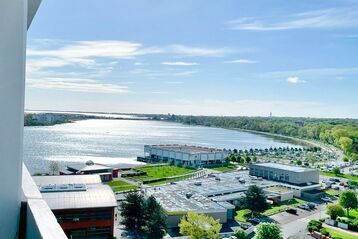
[120,193,167,239]
[167,115,358,161]
[179,212,282,239]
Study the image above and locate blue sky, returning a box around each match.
[26,0,358,118]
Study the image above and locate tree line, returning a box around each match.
[164,115,358,161]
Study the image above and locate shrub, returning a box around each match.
[307,220,322,233]
[320,228,330,236]
[327,204,345,220]
[233,229,246,239]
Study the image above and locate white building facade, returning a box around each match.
[144,144,230,168]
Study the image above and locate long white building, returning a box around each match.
[143,144,230,168]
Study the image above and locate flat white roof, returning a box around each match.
[147,144,226,154]
[40,184,117,210]
[33,175,102,186]
[33,175,116,210]
[252,163,317,173]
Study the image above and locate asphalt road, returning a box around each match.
[271,204,327,239]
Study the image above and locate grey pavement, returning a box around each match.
[271,204,328,239]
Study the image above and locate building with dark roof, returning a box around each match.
[60,161,119,182]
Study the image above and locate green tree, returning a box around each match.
[338,137,353,154]
[233,229,246,239]
[120,192,146,235]
[332,167,341,176]
[242,185,268,215]
[296,160,302,166]
[245,156,251,164]
[179,211,222,239]
[256,223,282,239]
[144,196,167,239]
[327,204,345,220]
[49,161,59,175]
[339,190,358,217]
[307,152,317,166]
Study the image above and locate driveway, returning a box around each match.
[270,204,327,239]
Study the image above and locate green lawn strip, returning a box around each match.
[235,209,251,222]
[210,164,237,172]
[105,180,131,187]
[146,175,193,186]
[324,226,358,239]
[112,185,138,192]
[136,165,195,178]
[128,175,157,182]
[320,171,358,181]
[263,198,305,216]
[325,189,342,197]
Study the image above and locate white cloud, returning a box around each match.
[227,7,358,31]
[224,59,257,64]
[169,44,231,57]
[161,61,198,66]
[27,77,129,93]
[287,76,306,84]
[173,71,198,76]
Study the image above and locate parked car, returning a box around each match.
[307,203,316,209]
[321,197,333,203]
[240,222,252,230]
[247,218,260,225]
[286,207,298,214]
[298,204,310,210]
[329,178,340,182]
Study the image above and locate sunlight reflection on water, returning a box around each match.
[24,119,299,173]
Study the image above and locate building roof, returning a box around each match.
[147,144,226,154]
[66,163,113,172]
[33,175,102,185]
[252,163,317,173]
[40,184,117,210]
[145,171,275,213]
[33,175,116,210]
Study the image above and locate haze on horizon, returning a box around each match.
[26,0,358,118]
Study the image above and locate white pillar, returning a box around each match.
[0,0,27,237]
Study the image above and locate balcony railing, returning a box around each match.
[21,164,67,239]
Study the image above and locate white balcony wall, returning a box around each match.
[0,0,27,237]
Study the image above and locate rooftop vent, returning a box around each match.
[39,183,87,193]
[194,181,202,186]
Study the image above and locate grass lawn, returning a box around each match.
[105,179,138,192]
[105,180,131,187]
[320,171,358,181]
[263,198,305,216]
[325,189,342,197]
[113,185,138,192]
[235,209,251,222]
[324,226,357,239]
[210,164,237,172]
[136,165,195,178]
[128,175,156,182]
